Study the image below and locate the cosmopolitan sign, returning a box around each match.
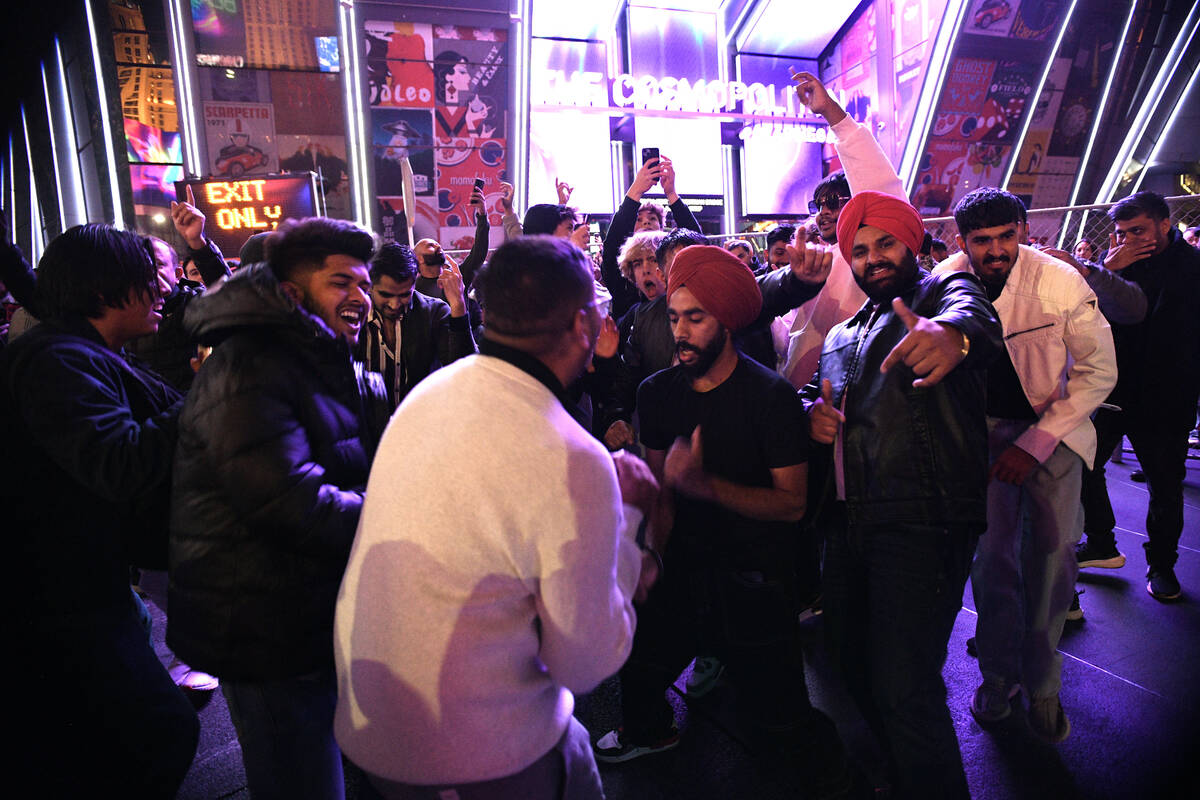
[534,68,827,129]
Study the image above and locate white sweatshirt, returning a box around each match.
[334,354,642,785]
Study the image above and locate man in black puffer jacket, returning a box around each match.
[168,217,387,800]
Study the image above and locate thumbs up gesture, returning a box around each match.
[880,298,968,388]
[809,379,845,444]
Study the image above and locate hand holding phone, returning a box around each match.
[642,147,660,186]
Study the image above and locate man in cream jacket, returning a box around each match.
[935,188,1117,744]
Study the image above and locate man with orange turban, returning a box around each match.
[593,245,850,795]
[801,192,1003,798]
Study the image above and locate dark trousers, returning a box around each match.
[1081,408,1191,568]
[223,667,345,800]
[617,539,845,776]
[19,598,200,797]
[821,508,979,800]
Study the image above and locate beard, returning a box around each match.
[853,248,920,302]
[676,326,728,379]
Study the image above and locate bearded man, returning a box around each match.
[593,245,850,796]
[801,191,1002,799]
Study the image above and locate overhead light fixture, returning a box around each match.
[42,61,68,229]
[54,38,87,225]
[84,0,125,228]
[1096,1,1199,201]
[1001,0,1079,190]
[899,0,971,195]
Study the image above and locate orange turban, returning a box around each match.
[835,191,925,265]
[666,245,762,332]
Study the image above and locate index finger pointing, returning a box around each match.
[186,184,195,205]
[891,297,920,331]
[880,334,914,374]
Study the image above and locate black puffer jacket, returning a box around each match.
[2,316,183,623]
[167,264,388,680]
[802,270,1003,528]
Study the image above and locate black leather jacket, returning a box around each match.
[802,270,1002,528]
[167,264,388,680]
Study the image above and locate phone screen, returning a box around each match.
[642,148,660,185]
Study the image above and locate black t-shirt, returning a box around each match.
[984,282,1037,421]
[638,357,809,557]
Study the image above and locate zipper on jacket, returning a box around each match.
[1004,321,1054,340]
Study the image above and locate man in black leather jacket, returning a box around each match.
[168,217,387,800]
[801,191,1002,799]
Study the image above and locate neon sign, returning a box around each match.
[175,173,320,260]
[533,69,825,123]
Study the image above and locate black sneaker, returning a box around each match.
[594,725,680,763]
[1075,539,1126,569]
[1066,589,1084,623]
[1131,470,1147,482]
[1147,566,1182,601]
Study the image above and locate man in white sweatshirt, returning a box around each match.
[333,236,658,799]
[936,188,1117,744]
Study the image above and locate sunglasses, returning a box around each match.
[808,195,851,215]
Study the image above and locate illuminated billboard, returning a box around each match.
[174,173,320,258]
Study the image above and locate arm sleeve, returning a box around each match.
[188,239,233,286]
[1085,265,1148,325]
[535,453,641,693]
[187,368,363,558]
[754,268,824,323]
[601,197,643,320]
[459,212,490,289]
[927,273,1004,369]
[502,211,523,242]
[668,197,702,234]
[13,345,180,502]
[436,302,477,365]
[830,115,905,199]
[1015,287,1118,463]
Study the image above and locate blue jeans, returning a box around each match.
[821,505,979,800]
[973,421,1083,699]
[223,668,345,800]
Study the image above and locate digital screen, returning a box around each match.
[316,36,340,73]
[175,173,319,259]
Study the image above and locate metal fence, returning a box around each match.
[921,195,1200,257]
[446,195,1200,261]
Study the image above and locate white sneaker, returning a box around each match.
[684,656,724,697]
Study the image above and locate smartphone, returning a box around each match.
[473,177,485,192]
[642,147,660,185]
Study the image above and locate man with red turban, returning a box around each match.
[801,192,1004,798]
[593,245,850,795]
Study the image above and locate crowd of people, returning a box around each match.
[2,70,1198,800]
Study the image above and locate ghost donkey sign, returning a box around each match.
[174,173,320,259]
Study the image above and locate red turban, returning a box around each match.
[835,191,925,266]
[666,245,762,332]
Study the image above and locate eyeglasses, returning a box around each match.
[808,196,851,215]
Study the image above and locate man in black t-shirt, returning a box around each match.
[592,246,848,793]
